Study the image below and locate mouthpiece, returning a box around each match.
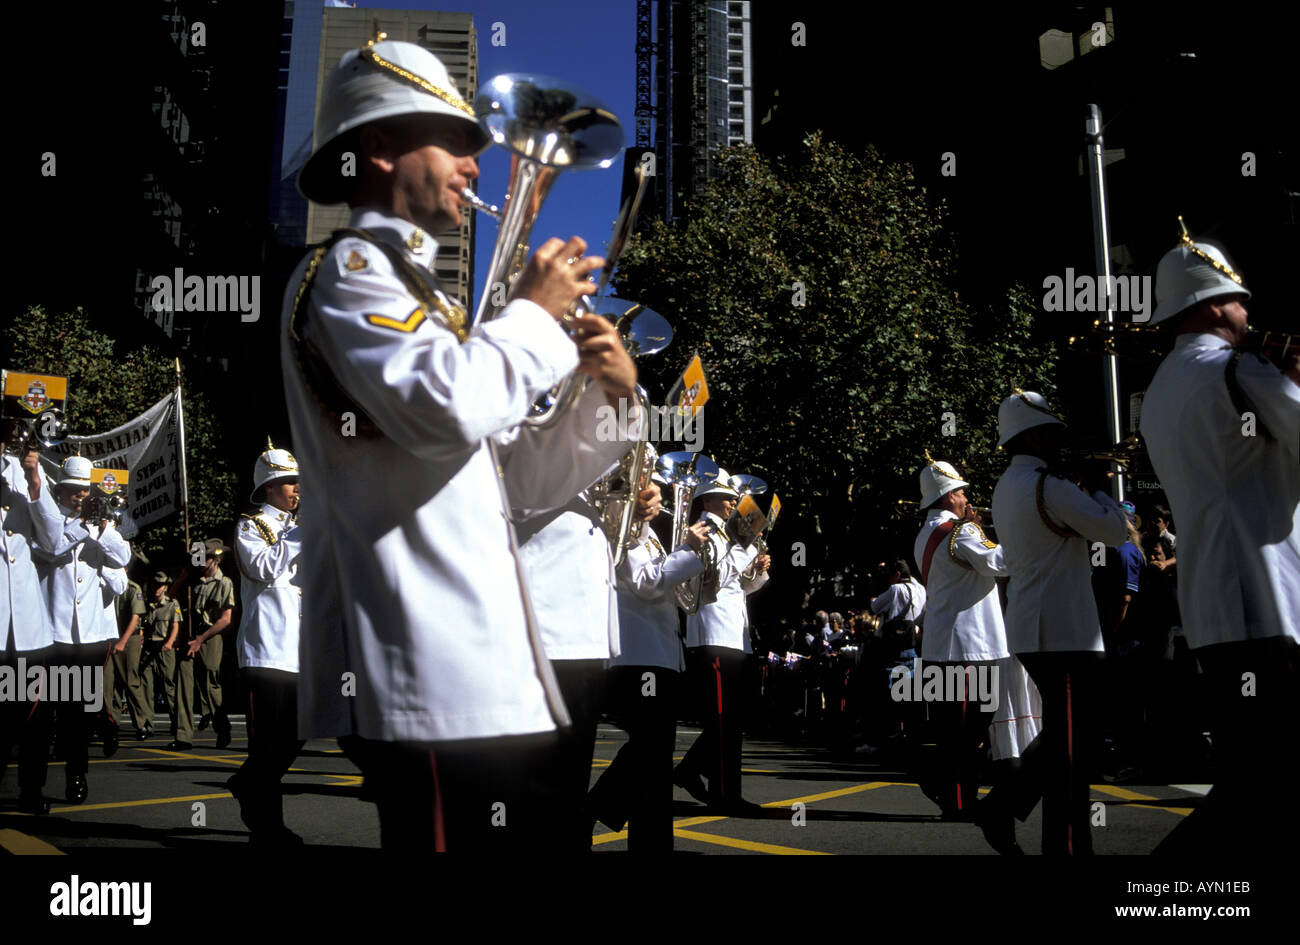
[460,187,501,219]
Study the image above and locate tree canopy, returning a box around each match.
[614,134,1058,611]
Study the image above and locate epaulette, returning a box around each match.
[240,513,277,546]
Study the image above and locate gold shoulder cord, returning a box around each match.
[241,513,277,547]
[946,521,977,570]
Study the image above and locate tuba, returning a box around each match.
[658,451,719,615]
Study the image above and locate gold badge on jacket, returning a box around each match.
[345,249,370,272]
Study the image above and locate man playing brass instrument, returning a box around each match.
[1140,234,1300,855]
[283,37,638,851]
[674,466,771,814]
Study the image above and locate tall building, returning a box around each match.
[645,0,755,223]
[275,5,480,307]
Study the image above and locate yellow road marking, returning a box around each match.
[0,828,66,855]
[42,792,232,814]
[769,781,899,807]
[672,829,831,855]
[1092,783,1193,816]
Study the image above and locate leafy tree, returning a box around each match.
[3,304,237,565]
[615,134,1057,615]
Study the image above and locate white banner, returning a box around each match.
[39,393,182,539]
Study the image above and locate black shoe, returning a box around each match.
[136,725,152,741]
[975,800,1023,855]
[18,792,51,815]
[165,740,192,751]
[215,721,232,750]
[102,725,120,758]
[672,768,710,805]
[65,774,88,805]
[197,713,213,732]
[250,826,305,847]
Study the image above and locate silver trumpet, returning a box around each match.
[3,407,68,457]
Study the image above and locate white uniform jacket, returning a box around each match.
[283,207,610,742]
[684,512,763,652]
[35,513,131,646]
[236,504,302,674]
[612,524,705,671]
[1140,333,1300,648]
[505,397,642,663]
[870,579,927,624]
[1,456,64,651]
[991,454,1128,654]
[100,565,127,635]
[914,511,1010,662]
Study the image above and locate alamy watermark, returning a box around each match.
[596,399,704,452]
[1042,270,1152,322]
[149,269,261,322]
[0,660,104,712]
[889,659,999,712]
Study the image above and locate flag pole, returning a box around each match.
[174,357,194,634]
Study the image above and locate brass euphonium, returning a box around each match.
[658,451,719,615]
[590,393,655,568]
[468,73,622,326]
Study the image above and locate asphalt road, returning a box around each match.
[0,714,1202,855]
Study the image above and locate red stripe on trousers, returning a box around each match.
[428,748,446,853]
[713,656,725,799]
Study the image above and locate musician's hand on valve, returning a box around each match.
[513,235,605,321]
[634,485,661,523]
[754,554,772,574]
[683,521,711,552]
[571,314,637,402]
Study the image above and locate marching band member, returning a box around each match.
[911,454,1040,853]
[227,444,304,845]
[282,37,636,850]
[33,456,131,804]
[588,450,711,850]
[1139,236,1300,854]
[674,466,771,814]
[181,539,235,749]
[987,391,1127,855]
[0,435,64,814]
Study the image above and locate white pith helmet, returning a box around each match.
[251,439,299,503]
[695,464,739,499]
[59,456,93,488]
[997,389,1066,447]
[298,35,489,204]
[919,451,970,509]
[1151,230,1250,325]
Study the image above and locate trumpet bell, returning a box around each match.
[657,451,719,489]
[476,73,624,170]
[591,302,673,357]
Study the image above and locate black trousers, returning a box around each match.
[678,645,748,802]
[921,662,989,815]
[589,665,679,851]
[342,730,560,852]
[540,658,605,853]
[0,645,53,795]
[50,640,111,779]
[1155,637,1299,855]
[229,668,305,833]
[985,651,1103,855]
